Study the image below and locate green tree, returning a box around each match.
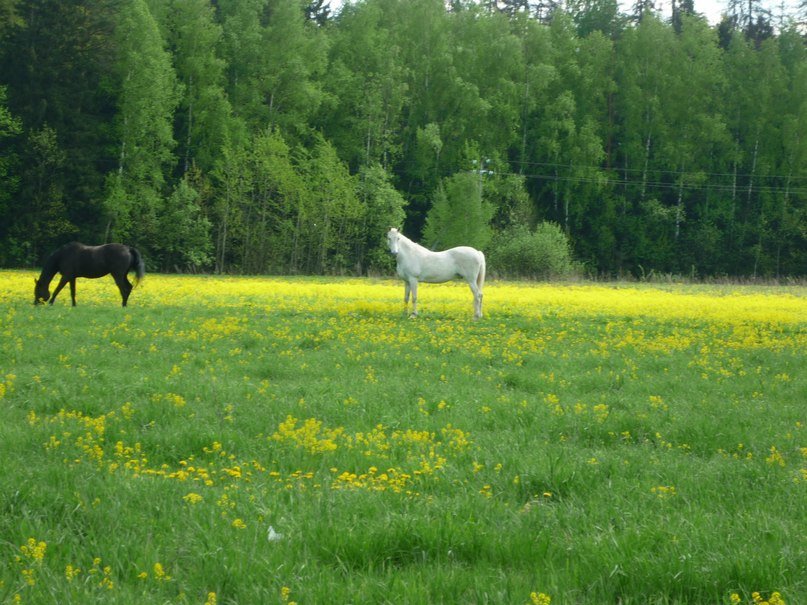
[218,0,328,135]
[301,137,361,273]
[614,15,678,270]
[515,15,556,178]
[1,0,122,245]
[568,0,624,37]
[770,28,807,276]
[423,171,494,251]
[12,126,74,264]
[355,163,407,273]
[661,16,728,271]
[722,32,788,275]
[0,0,21,33]
[527,16,607,248]
[384,0,460,226]
[241,127,306,273]
[105,0,179,247]
[0,86,21,263]
[211,137,251,273]
[318,0,408,170]
[305,0,331,26]
[153,174,213,271]
[450,6,524,157]
[160,0,236,175]
[487,172,534,231]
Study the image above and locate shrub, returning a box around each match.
[488,222,576,279]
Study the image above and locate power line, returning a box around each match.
[511,159,807,183]
[499,169,807,196]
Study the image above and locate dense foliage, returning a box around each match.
[0,0,805,277]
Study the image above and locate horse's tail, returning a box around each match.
[477,251,486,292]
[129,246,145,287]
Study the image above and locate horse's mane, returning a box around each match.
[39,242,82,281]
[395,230,431,254]
[39,246,64,279]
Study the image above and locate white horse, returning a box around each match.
[386,228,486,319]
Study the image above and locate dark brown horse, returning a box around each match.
[34,243,145,307]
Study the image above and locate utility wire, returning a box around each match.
[496,169,807,196]
[511,159,807,183]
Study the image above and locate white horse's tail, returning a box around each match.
[477,251,486,292]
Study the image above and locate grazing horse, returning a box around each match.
[386,227,486,319]
[34,242,145,307]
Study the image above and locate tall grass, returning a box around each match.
[0,271,804,604]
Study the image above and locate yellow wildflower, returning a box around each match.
[153,562,171,581]
[530,592,551,605]
[281,586,295,603]
[766,446,785,467]
[20,538,47,563]
[65,564,81,581]
[651,485,676,498]
[183,492,203,504]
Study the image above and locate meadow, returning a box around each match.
[0,270,804,605]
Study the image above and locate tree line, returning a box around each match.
[0,0,805,278]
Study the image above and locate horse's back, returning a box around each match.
[99,243,132,261]
[57,242,86,255]
[446,246,484,260]
[97,244,135,275]
[49,242,86,273]
[445,246,485,275]
[57,242,133,279]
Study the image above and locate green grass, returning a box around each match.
[0,272,804,604]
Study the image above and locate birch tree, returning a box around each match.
[105,0,178,246]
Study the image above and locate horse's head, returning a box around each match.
[386,228,401,255]
[33,278,49,305]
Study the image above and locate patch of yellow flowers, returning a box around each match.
[730,591,787,605]
[2,270,805,324]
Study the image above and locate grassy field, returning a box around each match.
[0,270,804,605]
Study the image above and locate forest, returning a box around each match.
[0,0,805,278]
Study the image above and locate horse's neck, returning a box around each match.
[399,236,429,256]
[38,253,60,284]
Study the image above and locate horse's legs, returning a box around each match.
[69,279,76,306]
[467,276,483,319]
[49,277,69,305]
[409,279,419,317]
[403,281,411,316]
[114,274,133,307]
